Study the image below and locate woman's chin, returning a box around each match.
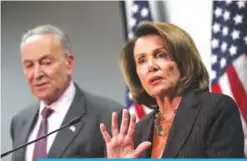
[148,88,168,98]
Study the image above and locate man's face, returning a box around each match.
[21,34,74,104]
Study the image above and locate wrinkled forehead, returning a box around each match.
[21,33,61,48]
[133,34,167,55]
[20,34,64,60]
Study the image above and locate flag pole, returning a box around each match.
[120,1,128,42]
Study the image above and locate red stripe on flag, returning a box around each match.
[211,83,222,93]
[134,104,146,119]
[227,64,247,123]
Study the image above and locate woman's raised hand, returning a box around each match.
[100,109,151,158]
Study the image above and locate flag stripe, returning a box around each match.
[219,72,234,98]
[211,83,222,93]
[134,104,146,119]
[227,64,247,123]
[233,53,247,92]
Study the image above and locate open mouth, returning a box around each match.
[148,76,163,85]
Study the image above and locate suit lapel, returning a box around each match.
[162,91,202,158]
[138,111,155,158]
[48,85,86,158]
[18,105,39,161]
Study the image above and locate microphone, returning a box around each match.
[1,116,82,158]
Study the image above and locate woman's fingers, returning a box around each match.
[102,110,144,158]
[133,141,152,158]
[120,109,129,135]
[100,123,111,143]
[127,113,136,138]
[111,112,119,137]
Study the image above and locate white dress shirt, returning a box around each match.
[25,81,76,161]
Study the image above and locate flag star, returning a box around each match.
[237,1,246,9]
[211,70,217,80]
[221,42,228,52]
[129,18,137,27]
[128,31,134,39]
[214,7,223,18]
[222,26,229,36]
[223,10,230,21]
[229,45,237,56]
[213,23,221,33]
[231,29,240,40]
[212,38,219,49]
[141,7,149,18]
[244,35,247,45]
[226,0,232,5]
[131,4,139,13]
[211,54,218,64]
[233,14,243,24]
[220,58,227,68]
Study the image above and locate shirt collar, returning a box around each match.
[39,81,76,115]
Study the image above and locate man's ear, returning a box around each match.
[66,54,74,70]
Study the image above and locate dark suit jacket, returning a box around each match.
[10,84,123,160]
[134,90,245,158]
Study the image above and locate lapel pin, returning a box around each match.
[69,125,76,132]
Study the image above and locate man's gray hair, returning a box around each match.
[21,24,72,54]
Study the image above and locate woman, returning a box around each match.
[100,21,245,158]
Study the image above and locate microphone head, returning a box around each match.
[69,116,82,125]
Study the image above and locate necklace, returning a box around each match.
[154,111,176,136]
[154,98,181,136]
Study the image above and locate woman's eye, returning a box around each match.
[156,52,169,59]
[156,53,165,58]
[138,59,144,64]
[138,57,146,64]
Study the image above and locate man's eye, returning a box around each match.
[42,61,52,65]
[24,63,33,69]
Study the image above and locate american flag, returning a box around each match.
[124,1,153,122]
[210,0,247,156]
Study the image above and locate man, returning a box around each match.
[10,24,123,160]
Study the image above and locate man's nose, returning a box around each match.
[33,65,44,80]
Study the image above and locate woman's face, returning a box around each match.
[133,34,181,98]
